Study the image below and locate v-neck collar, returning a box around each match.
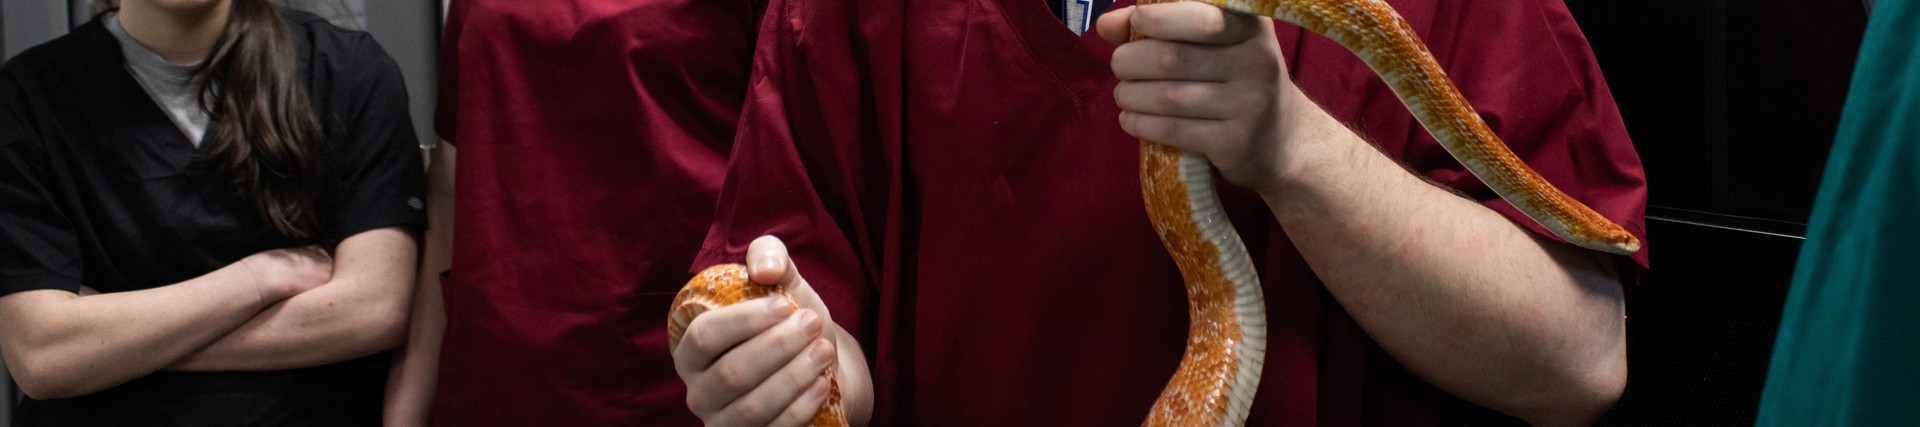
[74,17,206,172]
[984,0,1131,104]
[985,0,1312,104]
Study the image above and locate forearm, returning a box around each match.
[172,229,419,372]
[384,148,453,425]
[1265,98,1626,425]
[383,275,444,425]
[0,266,269,399]
[168,277,410,371]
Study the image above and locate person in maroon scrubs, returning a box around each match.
[410,0,767,425]
[677,0,1648,425]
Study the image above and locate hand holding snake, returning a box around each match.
[673,0,1638,425]
[1106,1,1636,425]
[671,236,863,426]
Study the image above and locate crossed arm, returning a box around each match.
[170,228,419,371]
[0,227,419,399]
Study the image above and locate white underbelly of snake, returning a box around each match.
[671,0,1642,426]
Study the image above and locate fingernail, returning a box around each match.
[798,309,821,332]
[755,254,782,273]
[767,298,792,314]
[810,339,833,364]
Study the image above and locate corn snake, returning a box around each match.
[669,0,1640,425]
[1135,0,1637,426]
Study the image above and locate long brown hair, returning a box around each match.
[194,0,330,243]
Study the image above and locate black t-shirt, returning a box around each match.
[0,10,426,426]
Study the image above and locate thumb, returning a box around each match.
[1095,6,1136,45]
[746,235,832,320]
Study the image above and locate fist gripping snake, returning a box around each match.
[670,0,1643,425]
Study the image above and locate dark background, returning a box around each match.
[1555,1,1865,425]
[0,0,1876,425]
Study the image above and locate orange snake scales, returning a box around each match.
[671,0,1641,425]
[1135,0,1638,426]
[669,265,849,426]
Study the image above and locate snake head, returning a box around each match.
[1589,233,1642,256]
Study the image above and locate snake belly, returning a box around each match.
[669,264,849,427]
[1134,0,1642,426]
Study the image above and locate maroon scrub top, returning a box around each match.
[432,0,763,424]
[698,0,1649,425]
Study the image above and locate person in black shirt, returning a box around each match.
[0,0,427,425]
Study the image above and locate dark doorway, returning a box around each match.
[1567,0,1869,425]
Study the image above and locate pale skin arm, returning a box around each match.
[673,236,875,426]
[168,227,420,371]
[0,248,332,399]
[1098,6,1627,426]
[383,143,455,426]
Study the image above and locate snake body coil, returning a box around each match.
[670,0,1639,425]
[1135,0,1638,426]
[669,265,849,426]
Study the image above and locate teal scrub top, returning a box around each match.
[1757,0,1920,424]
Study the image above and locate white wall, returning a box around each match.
[365,0,439,148]
[1,0,70,61]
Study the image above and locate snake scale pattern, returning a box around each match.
[670,0,1640,425]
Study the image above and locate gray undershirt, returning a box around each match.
[104,12,211,147]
